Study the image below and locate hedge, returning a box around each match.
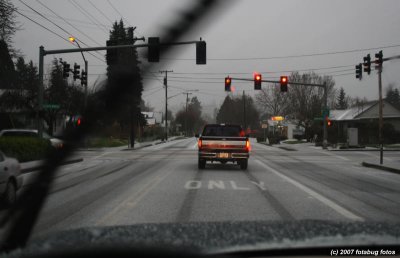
[0,137,52,162]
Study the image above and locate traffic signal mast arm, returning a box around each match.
[228,77,325,87]
[43,40,203,55]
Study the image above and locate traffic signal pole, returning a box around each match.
[36,39,204,139]
[160,70,173,141]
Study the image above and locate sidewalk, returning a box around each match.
[21,157,83,173]
[21,136,187,173]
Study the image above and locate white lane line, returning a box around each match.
[255,159,364,221]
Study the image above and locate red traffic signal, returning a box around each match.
[77,117,81,126]
[254,73,262,90]
[327,118,332,127]
[280,76,288,92]
[225,76,231,92]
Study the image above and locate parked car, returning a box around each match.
[0,151,22,206]
[0,129,64,149]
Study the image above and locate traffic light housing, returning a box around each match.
[196,41,206,65]
[280,76,288,92]
[327,118,332,127]
[81,70,87,86]
[73,63,80,81]
[355,63,362,80]
[225,77,231,92]
[62,62,70,78]
[254,73,262,90]
[106,40,118,65]
[363,54,371,75]
[148,37,160,62]
[375,50,383,66]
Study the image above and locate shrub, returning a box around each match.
[0,137,52,162]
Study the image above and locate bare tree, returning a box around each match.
[255,83,290,117]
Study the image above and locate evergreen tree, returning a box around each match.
[336,87,348,110]
[386,85,400,109]
[0,39,15,90]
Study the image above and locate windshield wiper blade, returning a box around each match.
[0,0,232,252]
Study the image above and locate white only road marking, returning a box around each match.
[255,159,364,221]
[184,180,264,191]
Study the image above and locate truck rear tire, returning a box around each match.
[240,159,248,170]
[198,158,206,169]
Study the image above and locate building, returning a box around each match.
[329,99,400,144]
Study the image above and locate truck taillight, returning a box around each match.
[198,139,202,149]
[246,140,251,151]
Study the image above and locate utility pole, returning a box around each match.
[378,64,383,164]
[184,92,192,137]
[160,70,173,141]
[243,90,246,130]
[323,82,328,149]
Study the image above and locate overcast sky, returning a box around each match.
[12,0,400,116]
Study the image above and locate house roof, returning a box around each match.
[330,99,400,121]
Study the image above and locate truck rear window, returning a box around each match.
[202,125,244,137]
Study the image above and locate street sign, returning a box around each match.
[261,124,268,129]
[43,104,60,109]
[322,108,330,117]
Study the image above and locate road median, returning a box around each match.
[361,162,400,175]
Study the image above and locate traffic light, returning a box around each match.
[254,73,262,90]
[280,76,288,92]
[81,70,87,86]
[106,40,118,65]
[355,63,362,80]
[62,62,70,78]
[327,118,332,127]
[375,50,383,66]
[196,41,206,65]
[225,76,231,92]
[73,63,80,81]
[148,37,160,62]
[363,54,371,75]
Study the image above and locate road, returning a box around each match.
[14,138,400,239]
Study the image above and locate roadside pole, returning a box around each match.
[38,46,44,138]
[84,60,88,108]
[243,90,246,130]
[378,66,383,164]
[160,70,173,141]
[323,82,328,149]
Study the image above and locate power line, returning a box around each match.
[87,0,113,24]
[36,0,104,46]
[15,9,72,45]
[18,0,105,63]
[106,0,132,26]
[68,0,108,33]
[18,8,109,28]
[159,43,400,61]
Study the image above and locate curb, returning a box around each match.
[21,158,84,174]
[361,162,400,174]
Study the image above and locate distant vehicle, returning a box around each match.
[0,129,64,149]
[195,124,250,170]
[0,151,22,206]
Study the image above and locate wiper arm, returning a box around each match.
[0,0,232,252]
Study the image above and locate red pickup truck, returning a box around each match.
[195,124,250,170]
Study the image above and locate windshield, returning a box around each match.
[1,0,400,256]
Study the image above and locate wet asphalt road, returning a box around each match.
[18,138,400,239]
